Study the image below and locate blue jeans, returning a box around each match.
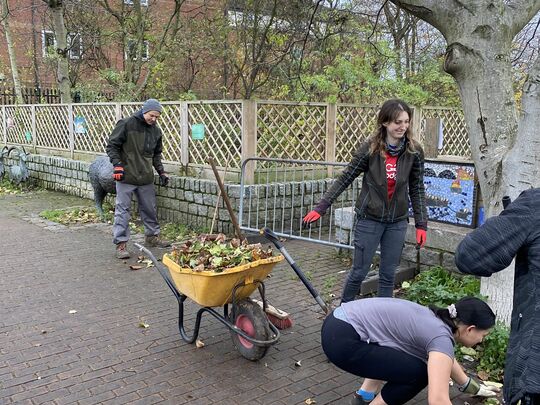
[341,218,408,302]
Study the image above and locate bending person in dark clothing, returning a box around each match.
[455,188,540,405]
[321,297,499,405]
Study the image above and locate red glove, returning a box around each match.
[113,165,124,181]
[302,210,321,228]
[416,229,427,248]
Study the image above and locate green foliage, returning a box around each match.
[160,222,198,243]
[402,266,482,307]
[402,266,508,383]
[476,322,509,381]
[39,207,99,224]
[169,234,275,272]
[0,179,30,195]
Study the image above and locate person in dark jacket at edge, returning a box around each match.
[106,98,171,259]
[455,188,540,405]
[303,99,428,302]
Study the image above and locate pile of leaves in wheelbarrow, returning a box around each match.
[169,233,275,272]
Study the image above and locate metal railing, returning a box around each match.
[238,157,359,250]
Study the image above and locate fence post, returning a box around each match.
[241,100,257,184]
[31,105,36,153]
[424,118,442,159]
[68,104,74,159]
[412,106,422,144]
[325,103,337,176]
[115,103,122,121]
[2,106,6,145]
[180,101,189,167]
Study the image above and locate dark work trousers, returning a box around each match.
[515,394,540,405]
[341,218,408,302]
[321,312,428,405]
[113,182,159,245]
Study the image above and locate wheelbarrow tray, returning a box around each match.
[162,253,284,307]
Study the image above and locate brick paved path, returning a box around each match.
[1,190,487,404]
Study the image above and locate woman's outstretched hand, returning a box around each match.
[302,210,321,228]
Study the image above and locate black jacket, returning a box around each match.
[455,188,540,403]
[106,112,164,186]
[316,140,427,229]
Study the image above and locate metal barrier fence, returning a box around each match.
[1,100,469,178]
[239,157,359,250]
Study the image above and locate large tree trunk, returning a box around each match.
[390,0,540,324]
[1,0,23,103]
[45,0,71,102]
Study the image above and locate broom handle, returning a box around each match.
[208,157,244,240]
[261,227,328,313]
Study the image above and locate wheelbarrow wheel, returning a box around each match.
[230,299,270,361]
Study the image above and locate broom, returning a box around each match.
[207,158,293,330]
[252,299,293,330]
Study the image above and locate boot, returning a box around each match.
[145,235,171,248]
[116,242,130,259]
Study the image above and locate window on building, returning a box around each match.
[126,39,149,61]
[42,30,56,57]
[68,33,83,60]
[124,0,148,6]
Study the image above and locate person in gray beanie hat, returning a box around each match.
[106,98,171,259]
[142,98,162,114]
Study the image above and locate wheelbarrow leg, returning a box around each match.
[260,228,329,313]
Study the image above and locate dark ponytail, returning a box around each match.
[430,296,495,333]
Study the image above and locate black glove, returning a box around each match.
[113,164,124,181]
[159,172,169,186]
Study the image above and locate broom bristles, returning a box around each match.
[253,299,293,330]
[266,312,293,330]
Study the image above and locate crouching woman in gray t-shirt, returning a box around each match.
[321,297,499,405]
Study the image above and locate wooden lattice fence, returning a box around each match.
[1,100,471,181]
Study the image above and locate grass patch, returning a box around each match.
[38,205,203,241]
[0,178,38,195]
[160,222,199,243]
[40,207,103,225]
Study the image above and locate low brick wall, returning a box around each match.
[22,154,240,234]
[16,154,472,271]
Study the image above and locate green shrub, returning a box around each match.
[402,266,508,383]
[402,266,482,307]
[476,322,509,381]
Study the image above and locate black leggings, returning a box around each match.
[321,312,428,405]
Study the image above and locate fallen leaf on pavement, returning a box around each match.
[143,259,154,268]
[139,322,150,328]
[129,265,143,271]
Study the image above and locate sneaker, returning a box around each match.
[351,393,369,405]
[116,242,130,259]
[145,235,171,248]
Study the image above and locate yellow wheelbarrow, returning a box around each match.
[135,243,284,361]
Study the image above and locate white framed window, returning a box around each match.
[68,33,83,60]
[125,39,149,61]
[124,0,148,6]
[41,30,56,57]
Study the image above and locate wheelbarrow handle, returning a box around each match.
[261,228,328,313]
[133,243,182,300]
